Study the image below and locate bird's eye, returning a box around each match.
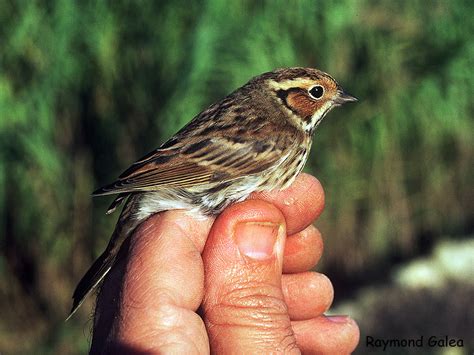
[308,85,324,99]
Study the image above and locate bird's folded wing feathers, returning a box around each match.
[93,136,285,196]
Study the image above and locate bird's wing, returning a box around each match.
[92,135,289,196]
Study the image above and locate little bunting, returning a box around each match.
[68,67,357,319]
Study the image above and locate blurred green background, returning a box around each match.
[1,0,473,353]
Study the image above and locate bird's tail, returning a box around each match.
[66,195,139,320]
[66,249,115,320]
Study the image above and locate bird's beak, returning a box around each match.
[334,90,358,105]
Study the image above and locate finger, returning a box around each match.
[202,199,299,353]
[283,225,323,274]
[292,316,360,354]
[251,173,325,235]
[92,211,214,354]
[281,272,333,321]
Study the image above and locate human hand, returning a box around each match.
[90,173,359,354]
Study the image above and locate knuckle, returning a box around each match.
[207,281,289,328]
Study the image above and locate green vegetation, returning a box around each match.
[1,0,472,352]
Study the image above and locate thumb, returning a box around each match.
[202,200,299,353]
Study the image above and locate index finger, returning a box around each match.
[251,173,325,235]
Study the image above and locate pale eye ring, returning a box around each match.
[308,85,324,100]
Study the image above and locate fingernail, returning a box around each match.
[235,222,281,260]
[327,315,349,323]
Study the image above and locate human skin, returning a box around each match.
[91,173,360,354]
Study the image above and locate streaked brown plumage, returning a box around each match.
[67,67,357,319]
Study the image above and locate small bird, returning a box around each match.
[68,67,357,319]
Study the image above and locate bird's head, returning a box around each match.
[255,67,357,134]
